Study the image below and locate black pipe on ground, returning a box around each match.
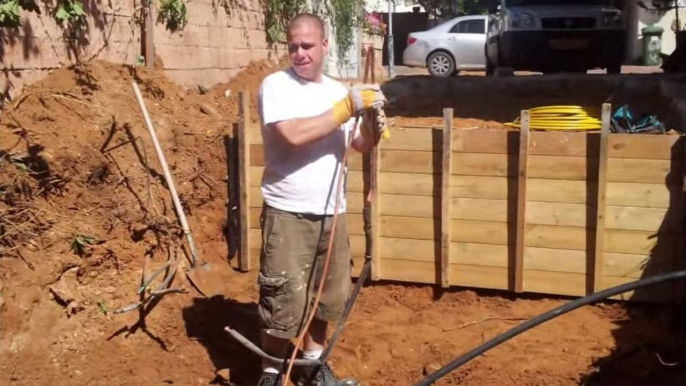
[413,269,686,386]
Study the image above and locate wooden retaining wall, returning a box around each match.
[237,93,686,303]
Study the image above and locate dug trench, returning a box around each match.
[0,61,684,386]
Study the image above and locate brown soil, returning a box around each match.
[1,60,684,386]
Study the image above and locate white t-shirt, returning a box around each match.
[257,67,356,215]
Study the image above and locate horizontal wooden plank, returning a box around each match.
[250,167,675,209]
[373,259,672,301]
[342,128,683,159]
[249,145,681,184]
[248,189,672,232]
[247,231,670,279]
[384,172,672,208]
[383,151,675,184]
[249,122,683,160]
[249,211,672,257]
[378,216,671,256]
[377,237,665,278]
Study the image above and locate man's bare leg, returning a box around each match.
[302,318,327,359]
[261,331,289,374]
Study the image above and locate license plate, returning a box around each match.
[548,38,589,50]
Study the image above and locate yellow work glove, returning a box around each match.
[332,84,387,125]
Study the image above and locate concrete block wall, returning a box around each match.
[1,0,285,97]
[155,0,284,88]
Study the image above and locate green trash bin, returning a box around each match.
[642,25,664,66]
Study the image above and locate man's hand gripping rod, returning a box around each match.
[224,45,386,381]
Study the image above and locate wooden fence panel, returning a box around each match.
[238,90,685,303]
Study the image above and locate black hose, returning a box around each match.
[413,269,686,386]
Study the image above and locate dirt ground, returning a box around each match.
[1,60,684,386]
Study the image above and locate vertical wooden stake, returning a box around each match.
[370,135,382,281]
[514,110,530,293]
[237,91,251,272]
[144,4,155,68]
[441,108,453,288]
[593,103,611,292]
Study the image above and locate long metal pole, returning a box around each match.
[388,0,395,78]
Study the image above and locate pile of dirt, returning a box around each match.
[0,58,284,385]
[206,56,291,125]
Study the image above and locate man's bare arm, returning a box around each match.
[270,110,342,147]
[268,84,386,148]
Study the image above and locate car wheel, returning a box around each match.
[486,57,495,76]
[427,51,455,77]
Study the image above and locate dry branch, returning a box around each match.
[442,317,528,332]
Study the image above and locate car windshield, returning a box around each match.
[506,0,610,5]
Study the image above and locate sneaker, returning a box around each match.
[258,371,281,386]
[292,362,359,386]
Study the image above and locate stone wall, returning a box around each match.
[1,0,285,98]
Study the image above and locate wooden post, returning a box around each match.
[237,91,251,272]
[441,108,453,288]
[593,103,611,292]
[514,110,530,293]
[144,3,155,68]
[370,133,382,281]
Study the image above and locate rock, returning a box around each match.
[104,286,116,294]
[224,89,231,98]
[66,302,85,316]
[215,368,231,382]
[48,267,84,317]
[198,102,221,119]
[49,277,77,305]
[422,363,442,376]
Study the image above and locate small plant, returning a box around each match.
[362,11,386,36]
[97,300,108,315]
[157,0,188,32]
[70,233,96,256]
[53,0,87,31]
[0,0,21,26]
[0,0,39,27]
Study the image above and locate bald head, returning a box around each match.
[286,12,328,82]
[287,12,325,40]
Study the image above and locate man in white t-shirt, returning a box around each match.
[255,12,386,386]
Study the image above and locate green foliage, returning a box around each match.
[264,0,308,43]
[417,0,490,19]
[0,0,21,26]
[157,0,188,32]
[70,233,96,256]
[328,0,364,66]
[264,0,365,66]
[53,0,87,30]
[0,0,39,27]
[0,0,86,28]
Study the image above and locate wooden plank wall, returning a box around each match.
[239,96,686,302]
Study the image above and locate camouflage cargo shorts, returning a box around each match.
[257,203,353,340]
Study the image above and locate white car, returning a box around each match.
[402,15,489,77]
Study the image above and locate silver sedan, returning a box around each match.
[402,15,489,77]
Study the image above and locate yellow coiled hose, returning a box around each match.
[504,105,602,131]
